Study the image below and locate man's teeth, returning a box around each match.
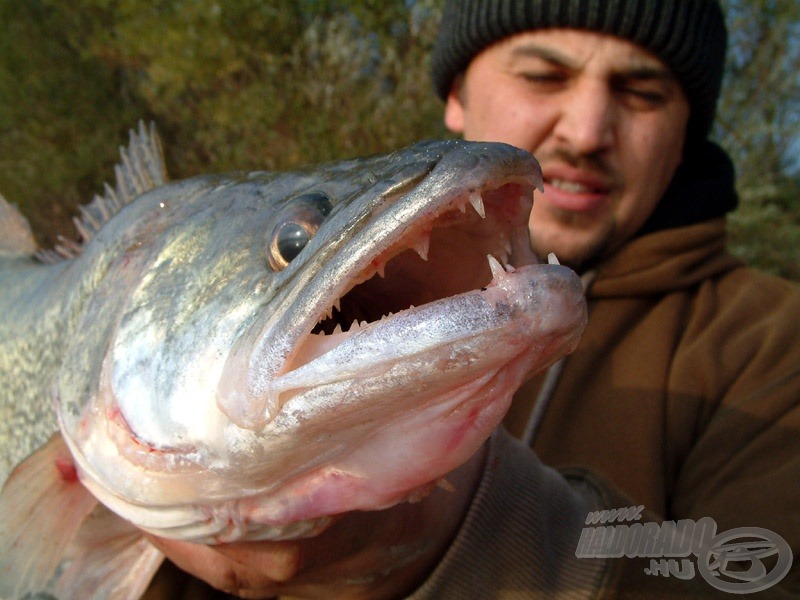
[549,179,594,193]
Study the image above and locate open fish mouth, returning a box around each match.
[306,182,537,345]
[218,147,548,430]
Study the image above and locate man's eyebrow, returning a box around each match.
[508,42,677,81]
[509,43,576,68]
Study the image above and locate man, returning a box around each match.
[148,1,800,597]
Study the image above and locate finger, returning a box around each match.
[211,539,305,583]
[146,535,281,598]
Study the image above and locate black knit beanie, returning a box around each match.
[431,0,728,140]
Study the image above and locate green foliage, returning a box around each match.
[728,180,800,281]
[715,0,799,280]
[0,0,448,247]
[0,0,146,239]
[716,0,800,185]
[0,0,797,280]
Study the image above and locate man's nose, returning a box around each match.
[552,81,616,154]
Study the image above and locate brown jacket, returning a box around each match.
[504,217,800,596]
[512,217,798,531]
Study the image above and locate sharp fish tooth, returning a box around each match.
[57,235,82,253]
[458,202,467,214]
[487,254,506,281]
[375,262,386,278]
[469,192,486,218]
[437,478,456,492]
[547,253,560,265]
[72,217,94,243]
[413,234,430,261]
[322,299,341,321]
[332,323,343,334]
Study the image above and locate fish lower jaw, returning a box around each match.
[267,260,583,417]
[244,367,531,535]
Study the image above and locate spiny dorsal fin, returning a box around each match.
[0,193,38,258]
[37,120,169,264]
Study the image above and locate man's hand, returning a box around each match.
[146,444,487,599]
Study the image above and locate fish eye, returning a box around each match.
[267,192,333,271]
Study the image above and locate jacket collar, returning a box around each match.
[589,218,742,298]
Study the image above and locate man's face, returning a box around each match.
[445,29,690,269]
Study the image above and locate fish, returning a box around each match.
[0,123,587,598]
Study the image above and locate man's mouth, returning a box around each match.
[540,157,616,199]
[539,161,615,213]
[547,178,602,194]
[541,178,610,213]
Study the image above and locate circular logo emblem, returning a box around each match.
[698,527,793,594]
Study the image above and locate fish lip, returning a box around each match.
[218,142,543,429]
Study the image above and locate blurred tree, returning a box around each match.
[715,0,800,279]
[0,0,146,240]
[0,0,447,246]
[716,0,799,193]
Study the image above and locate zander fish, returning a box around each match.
[0,123,587,598]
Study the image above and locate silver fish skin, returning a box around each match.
[0,126,586,557]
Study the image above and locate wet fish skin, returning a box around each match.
[0,125,587,597]
[0,139,462,487]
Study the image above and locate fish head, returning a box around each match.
[57,140,587,542]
